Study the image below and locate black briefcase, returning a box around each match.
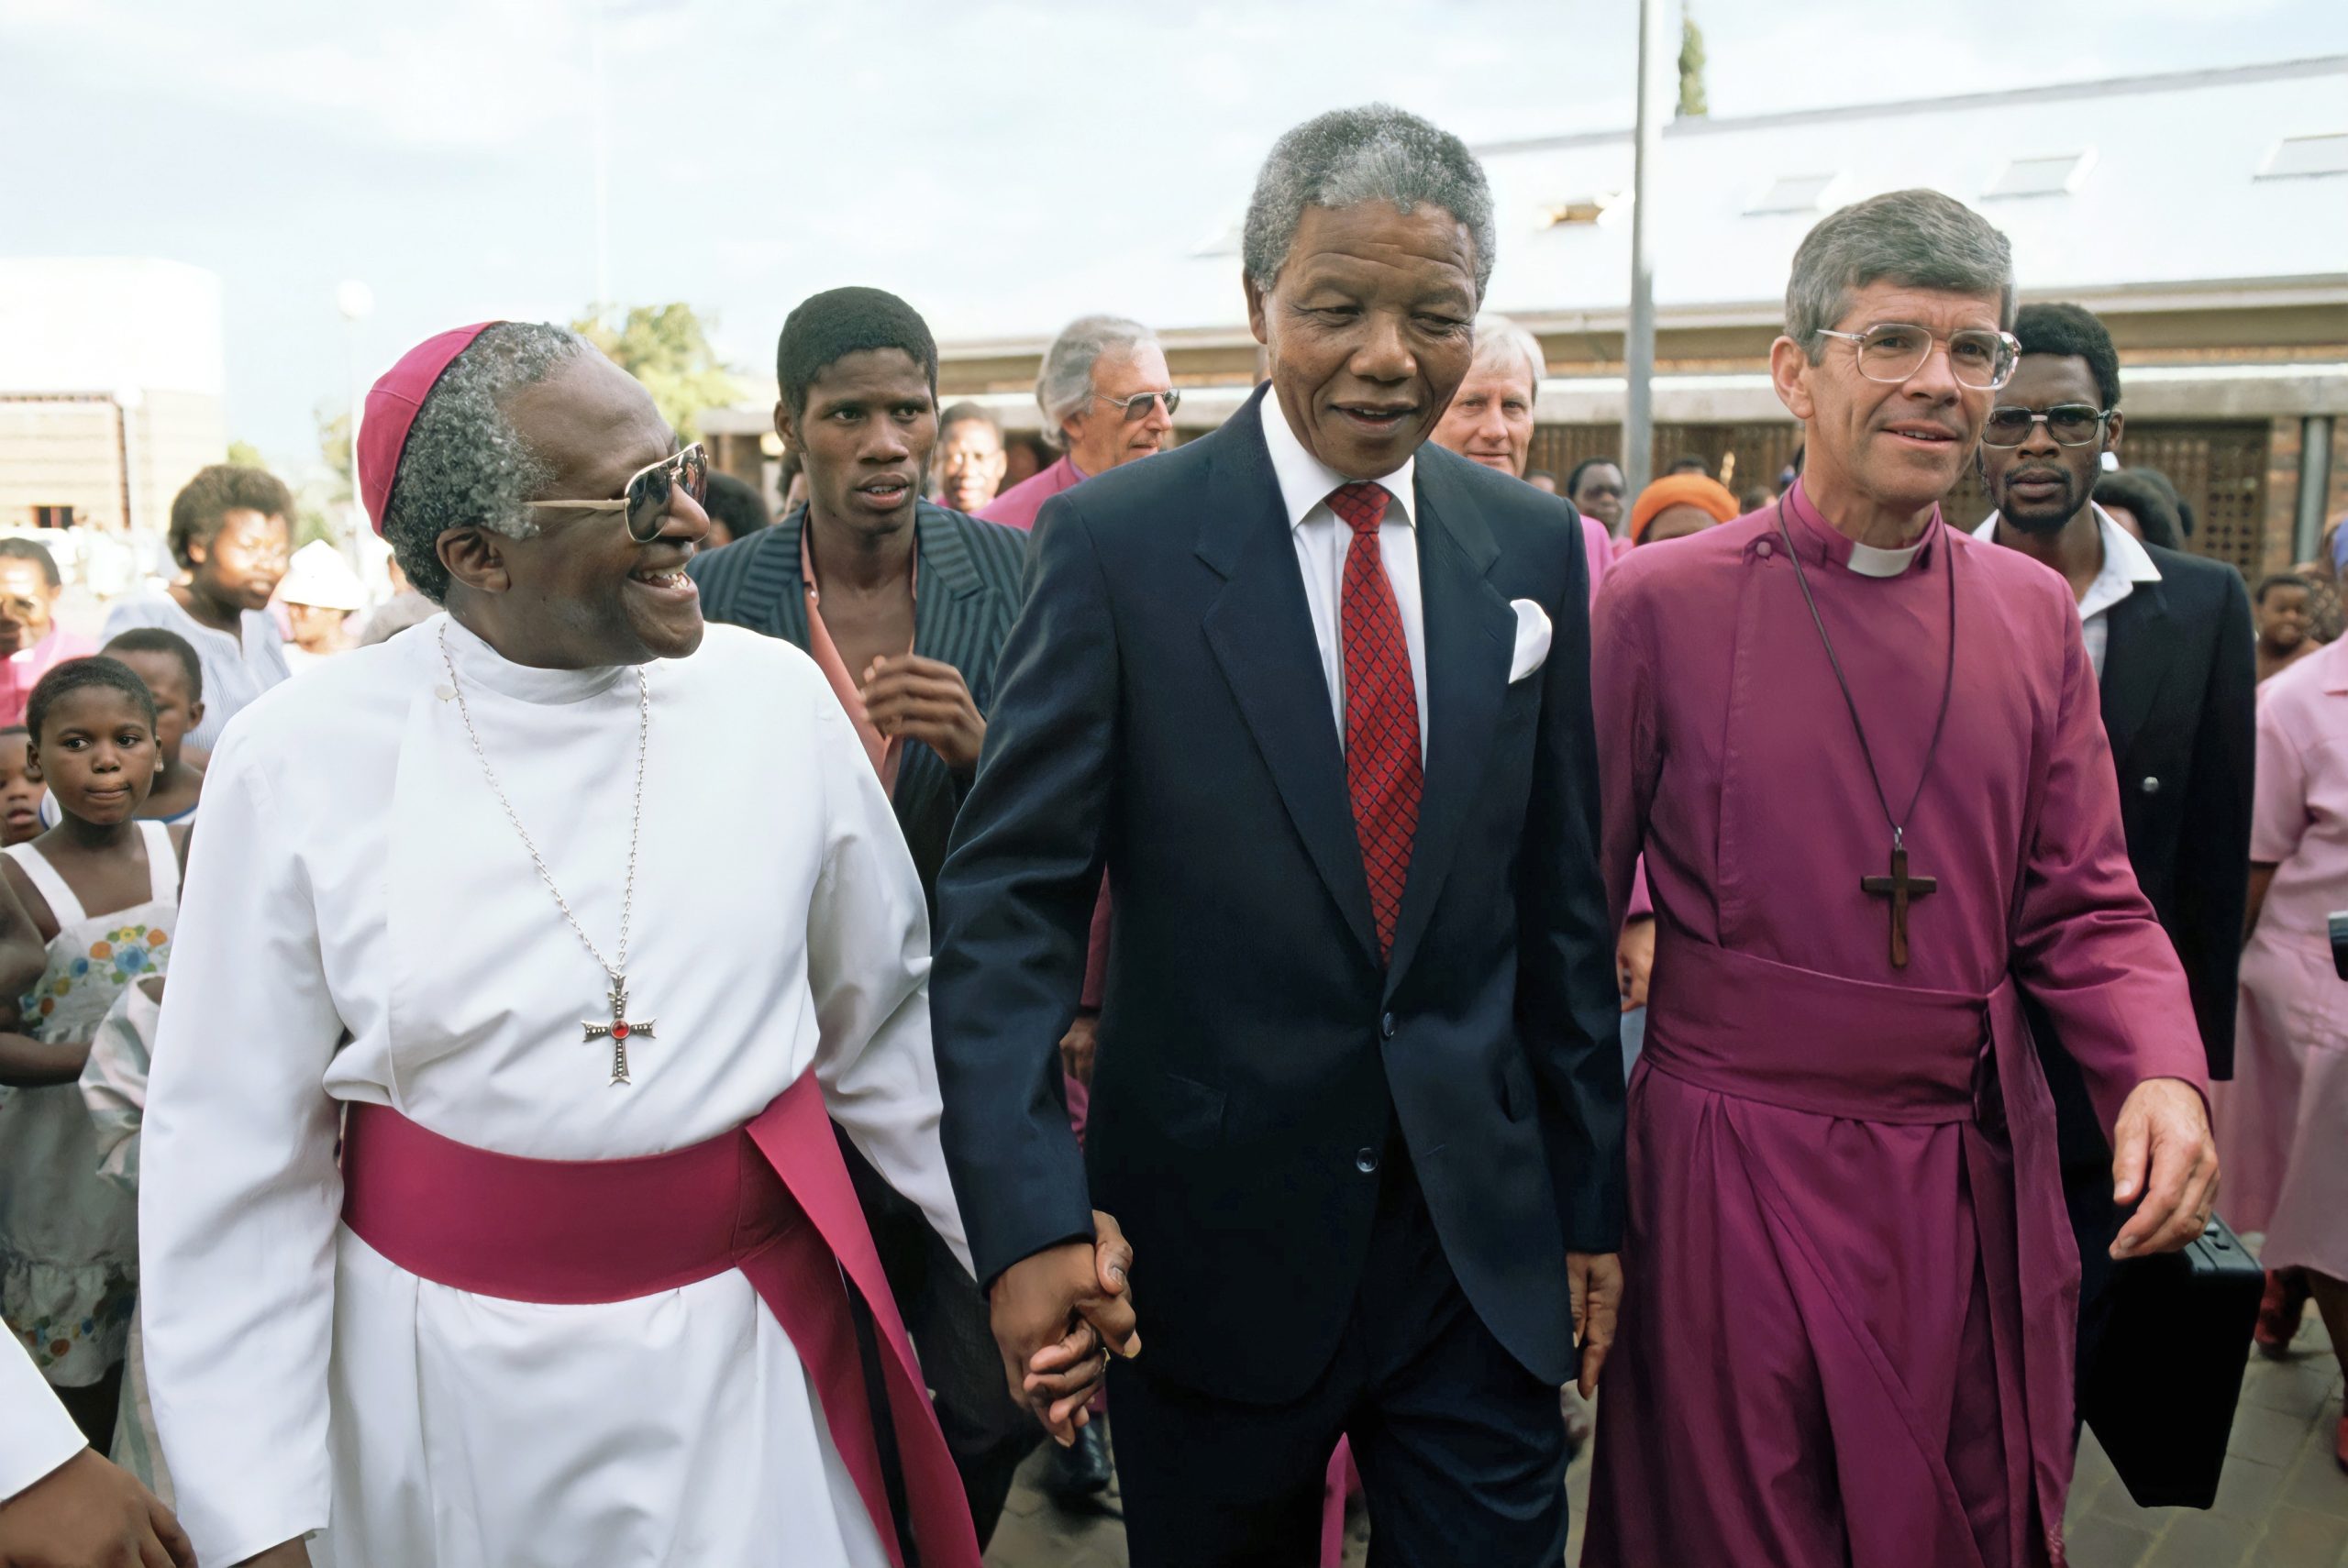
[2079,1215,2265,1508]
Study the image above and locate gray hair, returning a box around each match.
[380,322,593,602]
[1243,104,1496,298]
[1469,314,1546,399]
[1785,189,2015,360]
[1037,315,1158,447]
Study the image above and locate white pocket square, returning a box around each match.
[1508,599,1553,682]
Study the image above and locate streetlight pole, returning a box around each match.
[590,5,611,322]
[1623,0,1671,503]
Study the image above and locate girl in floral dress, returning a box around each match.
[0,657,181,1449]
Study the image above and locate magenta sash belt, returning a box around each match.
[1645,933,2075,1566]
[339,1073,982,1568]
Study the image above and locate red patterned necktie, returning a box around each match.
[1328,481,1423,963]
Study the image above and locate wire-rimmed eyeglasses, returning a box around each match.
[1813,324,2021,392]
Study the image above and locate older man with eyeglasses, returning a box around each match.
[979,314,1177,531]
[1586,192,2218,1568]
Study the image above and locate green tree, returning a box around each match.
[570,303,745,440]
[317,404,354,500]
[225,438,269,469]
[1678,13,1710,119]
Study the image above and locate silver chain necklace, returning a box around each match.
[438,622,655,1086]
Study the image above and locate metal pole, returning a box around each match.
[591,6,611,321]
[1623,0,1670,505]
[2296,414,2335,564]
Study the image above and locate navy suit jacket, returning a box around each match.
[688,500,1029,912]
[931,389,1625,1403]
[2033,545,2254,1168]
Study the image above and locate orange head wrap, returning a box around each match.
[1628,473,1743,543]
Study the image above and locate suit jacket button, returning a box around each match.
[1755,539,1775,559]
[2140,776,2160,794]
[1380,1012,1397,1040]
[1355,1147,1380,1174]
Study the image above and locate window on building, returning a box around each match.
[1984,150,2096,199]
[1746,173,1840,215]
[2259,133,2348,180]
[32,505,74,529]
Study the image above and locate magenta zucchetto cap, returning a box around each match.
[356,321,503,534]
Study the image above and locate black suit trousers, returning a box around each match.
[1106,1143,1569,1568]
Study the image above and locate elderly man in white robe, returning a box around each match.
[138,322,1131,1568]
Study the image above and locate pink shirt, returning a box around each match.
[799,525,915,794]
[976,454,1088,532]
[2248,636,2348,945]
[0,627,98,728]
[1579,515,1611,607]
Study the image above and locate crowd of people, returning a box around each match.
[0,98,2342,1568]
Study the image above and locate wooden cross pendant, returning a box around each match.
[1860,837,1938,970]
[582,975,654,1086]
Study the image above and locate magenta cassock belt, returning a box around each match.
[1645,931,2075,1567]
[338,1072,982,1568]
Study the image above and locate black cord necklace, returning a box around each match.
[1773,496,1958,969]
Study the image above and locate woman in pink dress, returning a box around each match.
[2222,631,2348,1472]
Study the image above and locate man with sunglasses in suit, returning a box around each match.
[980,314,1177,531]
[1973,300,2255,1403]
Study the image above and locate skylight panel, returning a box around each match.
[1746,173,1840,215]
[1539,192,1625,228]
[2259,133,2348,180]
[1191,219,1242,259]
[1984,149,2096,199]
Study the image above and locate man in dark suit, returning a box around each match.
[687,287,1042,1543]
[931,105,1625,1566]
[1974,300,2255,1388]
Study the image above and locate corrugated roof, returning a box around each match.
[938,55,2348,356]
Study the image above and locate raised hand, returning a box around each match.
[859,656,986,774]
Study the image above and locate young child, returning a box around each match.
[80,973,172,1501]
[0,725,46,845]
[0,657,183,1452]
[101,629,207,824]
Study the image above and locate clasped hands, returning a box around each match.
[988,1211,1140,1445]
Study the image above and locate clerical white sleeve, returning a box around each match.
[804,696,972,1275]
[140,735,342,1565]
[0,1331,84,1503]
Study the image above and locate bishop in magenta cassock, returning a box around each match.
[1583,190,2219,1568]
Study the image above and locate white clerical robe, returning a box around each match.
[139,615,969,1568]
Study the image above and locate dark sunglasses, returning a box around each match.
[523,443,710,543]
[1979,405,2111,448]
[1094,389,1180,423]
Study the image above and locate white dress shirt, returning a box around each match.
[1259,399,1430,755]
[1973,503,2162,677]
[0,1331,85,1503]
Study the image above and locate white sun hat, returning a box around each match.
[277,539,367,613]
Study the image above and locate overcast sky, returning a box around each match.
[6,0,2343,467]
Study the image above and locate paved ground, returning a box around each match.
[987,1305,2346,1568]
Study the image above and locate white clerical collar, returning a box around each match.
[1845,539,1923,578]
[437,613,632,705]
[1258,392,1418,533]
[1971,503,2162,614]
